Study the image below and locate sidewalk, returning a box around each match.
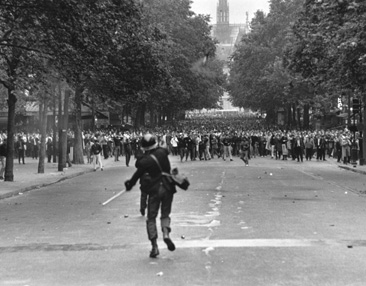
[0,156,124,200]
[336,160,366,175]
[1,154,365,201]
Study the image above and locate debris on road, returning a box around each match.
[203,247,214,255]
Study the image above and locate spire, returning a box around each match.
[217,0,229,24]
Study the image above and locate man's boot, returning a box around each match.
[150,239,159,258]
[162,227,175,251]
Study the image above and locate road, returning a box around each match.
[1,156,366,286]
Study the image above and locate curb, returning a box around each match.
[0,168,94,201]
[338,165,366,175]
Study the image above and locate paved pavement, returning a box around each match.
[1,154,365,201]
[0,156,128,200]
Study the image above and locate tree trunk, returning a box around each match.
[292,103,297,129]
[4,88,16,182]
[91,93,95,132]
[58,84,66,171]
[149,107,154,127]
[167,110,173,124]
[362,93,366,165]
[297,107,301,130]
[53,91,57,163]
[62,89,70,167]
[158,111,162,126]
[287,105,292,128]
[303,104,310,129]
[140,103,146,127]
[134,106,141,128]
[38,99,48,173]
[73,85,85,164]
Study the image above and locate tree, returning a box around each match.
[139,0,225,124]
[38,0,164,164]
[0,0,51,181]
[228,0,305,127]
[284,0,366,159]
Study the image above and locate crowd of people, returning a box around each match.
[0,116,363,181]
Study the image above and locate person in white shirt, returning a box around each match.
[170,135,178,155]
[123,131,132,167]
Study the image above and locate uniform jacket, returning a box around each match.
[129,147,176,194]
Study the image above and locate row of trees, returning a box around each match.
[229,0,366,133]
[0,0,226,181]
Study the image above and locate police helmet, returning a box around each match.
[141,133,158,151]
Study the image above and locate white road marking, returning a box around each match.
[174,239,344,248]
[295,168,358,194]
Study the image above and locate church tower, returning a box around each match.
[215,0,231,44]
[217,0,229,24]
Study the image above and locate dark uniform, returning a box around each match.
[240,137,250,166]
[125,134,176,258]
[177,135,186,162]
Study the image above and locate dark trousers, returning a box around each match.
[240,150,249,164]
[295,147,303,162]
[179,147,187,161]
[146,184,174,241]
[102,145,109,159]
[32,146,38,159]
[305,148,313,160]
[18,149,25,164]
[124,144,131,166]
[140,191,148,212]
[336,148,342,162]
[114,146,120,161]
[317,148,325,160]
[191,146,197,160]
[188,146,195,160]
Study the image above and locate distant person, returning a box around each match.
[239,136,250,166]
[46,138,53,163]
[123,131,132,167]
[0,138,6,180]
[91,139,103,171]
[16,136,25,164]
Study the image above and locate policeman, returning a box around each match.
[240,136,250,166]
[124,133,176,258]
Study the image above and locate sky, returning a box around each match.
[190,0,270,24]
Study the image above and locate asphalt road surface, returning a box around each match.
[1,155,366,286]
